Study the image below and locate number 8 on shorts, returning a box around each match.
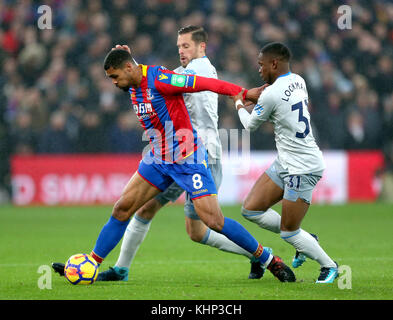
[192,174,203,189]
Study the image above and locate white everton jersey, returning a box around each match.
[174,57,222,160]
[246,72,325,174]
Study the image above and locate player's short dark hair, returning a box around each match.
[178,25,208,44]
[103,49,134,70]
[260,42,292,62]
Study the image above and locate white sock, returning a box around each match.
[115,215,151,269]
[201,228,253,259]
[281,229,336,268]
[241,207,281,234]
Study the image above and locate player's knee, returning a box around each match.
[187,229,204,242]
[243,198,269,212]
[243,191,270,211]
[136,204,157,220]
[112,198,133,222]
[202,216,223,233]
[241,206,262,221]
[185,221,206,243]
[280,221,298,232]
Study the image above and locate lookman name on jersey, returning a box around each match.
[281,80,308,102]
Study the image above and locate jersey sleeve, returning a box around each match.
[154,68,246,98]
[238,87,275,131]
[254,87,275,121]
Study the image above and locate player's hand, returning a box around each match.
[231,88,246,110]
[231,89,246,110]
[245,84,269,104]
[244,100,254,108]
[112,44,131,53]
[230,88,245,103]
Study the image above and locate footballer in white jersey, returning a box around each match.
[234,42,338,284]
[174,56,222,161]
[242,71,325,175]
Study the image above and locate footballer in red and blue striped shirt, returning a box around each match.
[129,64,202,163]
[125,63,246,196]
[128,63,247,163]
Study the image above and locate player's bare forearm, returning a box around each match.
[245,84,269,103]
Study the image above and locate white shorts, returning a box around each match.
[265,159,323,204]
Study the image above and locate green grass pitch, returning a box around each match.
[0,203,392,300]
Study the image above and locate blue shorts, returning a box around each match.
[138,151,217,200]
[154,158,222,220]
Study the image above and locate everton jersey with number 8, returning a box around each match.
[129,64,245,163]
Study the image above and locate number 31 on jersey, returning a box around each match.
[291,99,310,139]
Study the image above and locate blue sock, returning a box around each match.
[220,217,271,265]
[259,247,272,265]
[92,216,129,262]
[220,217,258,254]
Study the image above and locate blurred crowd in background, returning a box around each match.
[0,0,392,199]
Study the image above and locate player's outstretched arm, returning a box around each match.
[155,69,248,100]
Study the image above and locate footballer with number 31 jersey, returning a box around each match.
[240,71,325,174]
[236,42,337,284]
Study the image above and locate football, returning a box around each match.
[64,253,99,285]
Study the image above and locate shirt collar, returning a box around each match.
[277,71,291,78]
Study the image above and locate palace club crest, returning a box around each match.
[147,88,154,100]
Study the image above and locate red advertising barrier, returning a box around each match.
[11,154,141,205]
[347,151,385,201]
[10,151,384,205]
